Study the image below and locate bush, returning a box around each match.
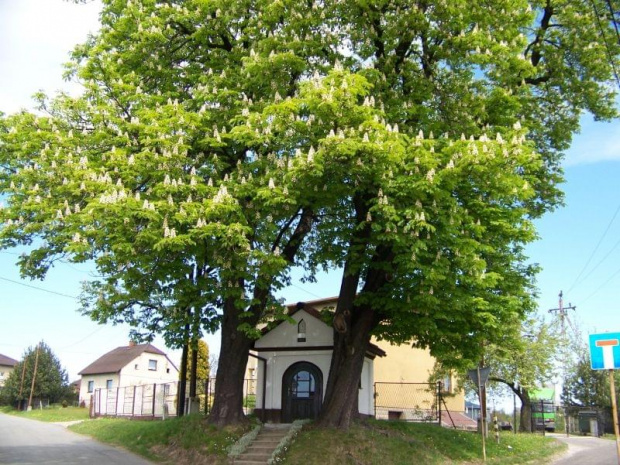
[62,400,68,408]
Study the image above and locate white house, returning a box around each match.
[251,303,385,423]
[78,342,178,408]
[0,353,18,388]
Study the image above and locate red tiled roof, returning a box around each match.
[78,343,166,375]
[0,353,18,367]
[441,411,478,430]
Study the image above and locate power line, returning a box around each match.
[577,234,620,287]
[589,0,620,88]
[1,250,93,274]
[290,282,324,299]
[581,264,620,304]
[57,326,105,350]
[605,0,620,46]
[567,201,620,293]
[0,276,78,300]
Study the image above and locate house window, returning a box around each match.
[297,319,306,343]
[106,379,113,390]
[87,380,94,393]
[442,375,452,394]
[134,363,139,370]
[148,359,158,371]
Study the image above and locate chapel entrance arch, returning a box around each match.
[281,362,323,422]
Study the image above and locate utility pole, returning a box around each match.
[27,343,40,411]
[17,360,27,411]
[548,291,577,437]
[548,291,577,338]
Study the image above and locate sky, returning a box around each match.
[1,1,620,389]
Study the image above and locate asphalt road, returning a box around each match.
[0,413,152,465]
[550,433,619,465]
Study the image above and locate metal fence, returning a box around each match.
[92,378,257,419]
[563,406,614,436]
[203,377,257,416]
[374,382,441,423]
[92,382,179,418]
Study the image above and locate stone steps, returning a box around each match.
[232,424,291,465]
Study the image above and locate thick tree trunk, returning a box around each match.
[317,254,362,428]
[519,391,533,433]
[489,377,533,433]
[178,339,188,417]
[190,339,198,398]
[317,304,375,428]
[207,207,314,427]
[190,306,200,398]
[317,209,390,429]
[207,300,254,427]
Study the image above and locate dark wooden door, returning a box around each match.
[282,362,323,422]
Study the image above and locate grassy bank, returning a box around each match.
[0,405,89,422]
[69,414,248,464]
[59,413,566,464]
[281,421,566,465]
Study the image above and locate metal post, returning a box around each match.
[477,366,486,462]
[541,400,546,436]
[494,415,499,444]
[204,378,209,416]
[513,393,517,434]
[132,385,137,416]
[152,383,157,418]
[374,382,377,419]
[608,370,620,465]
[437,381,442,427]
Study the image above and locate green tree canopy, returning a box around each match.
[561,347,620,409]
[484,317,560,431]
[182,339,210,381]
[0,342,69,407]
[1,0,619,427]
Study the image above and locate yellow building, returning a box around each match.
[296,297,464,418]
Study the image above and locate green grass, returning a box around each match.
[34,412,565,464]
[281,420,567,465]
[69,414,248,463]
[244,394,256,408]
[0,405,90,422]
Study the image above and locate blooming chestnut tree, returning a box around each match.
[1,0,619,428]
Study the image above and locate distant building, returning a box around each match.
[465,400,482,420]
[0,353,18,388]
[78,343,178,406]
[69,379,81,395]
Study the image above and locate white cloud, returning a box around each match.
[0,0,101,114]
[564,114,620,166]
